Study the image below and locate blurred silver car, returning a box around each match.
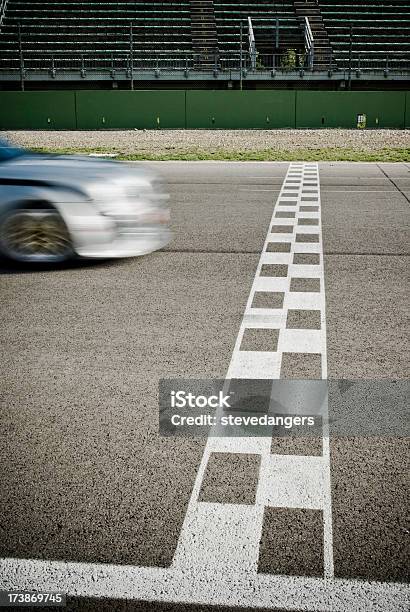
[0,141,171,263]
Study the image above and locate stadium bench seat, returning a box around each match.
[320,0,410,69]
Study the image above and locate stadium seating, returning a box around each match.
[0,0,194,69]
[320,1,410,70]
[0,0,304,70]
[0,0,408,72]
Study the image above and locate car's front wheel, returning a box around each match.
[0,205,73,263]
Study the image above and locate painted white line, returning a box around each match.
[293,243,322,253]
[258,455,326,509]
[269,233,295,240]
[174,503,262,574]
[2,557,409,611]
[289,265,323,277]
[279,329,323,353]
[261,252,292,264]
[285,292,325,311]
[228,351,281,379]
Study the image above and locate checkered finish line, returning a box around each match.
[1,164,408,612]
[173,162,333,581]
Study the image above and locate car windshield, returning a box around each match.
[0,140,25,162]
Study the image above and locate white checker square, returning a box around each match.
[279,329,324,353]
[253,276,289,292]
[261,252,292,265]
[227,350,281,379]
[172,503,262,573]
[284,292,325,311]
[258,455,325,510]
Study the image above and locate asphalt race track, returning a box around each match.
[0,161,409,612]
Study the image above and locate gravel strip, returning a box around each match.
[2,129,409,154]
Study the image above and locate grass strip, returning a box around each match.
[29,147,410,163]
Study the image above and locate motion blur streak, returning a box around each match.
[0,140,171,263]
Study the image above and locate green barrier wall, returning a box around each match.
[296,91,406,128]
[0,90,407,130]
[75,90,186,129]
[186,90,295,128]
[0,91,76,129]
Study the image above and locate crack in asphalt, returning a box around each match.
[376,164,410,205]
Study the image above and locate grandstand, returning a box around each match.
[0,0,408,87]
[0,1,194,71]
[320,0,410,71]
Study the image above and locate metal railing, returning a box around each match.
[0,50,409,77]
[334,52,410,74]
[248,16,256,70]
[0,0,8,31]
[304,17,314,69]
[0,50,316,73]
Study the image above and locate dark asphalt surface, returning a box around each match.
[0,161,409,610]
[320,162,409,584]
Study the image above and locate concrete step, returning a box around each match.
[190,0,218,58]
[295,9,320,16]
[192,30,217,36]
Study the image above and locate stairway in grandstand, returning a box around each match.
[293,1,332,70]
[190,0,219,69]
[320,0,410,71]
[213,1,304,57]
